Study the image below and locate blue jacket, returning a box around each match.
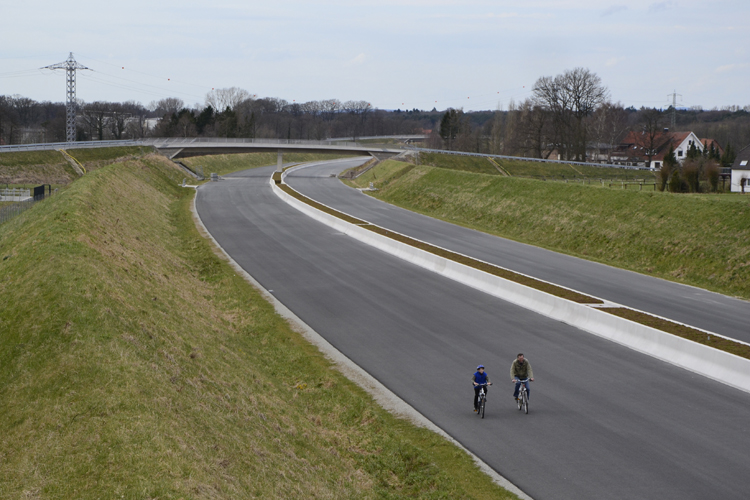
[472,371,489,386]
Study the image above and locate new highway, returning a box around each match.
[196,158,750,500]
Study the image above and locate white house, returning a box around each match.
[730,145,750,193]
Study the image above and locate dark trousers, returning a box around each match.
[474,385,488,409]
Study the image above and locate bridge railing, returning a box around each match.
[142,137,368,148]
[0,140,142,153]
[407,146,650,171]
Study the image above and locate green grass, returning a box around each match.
[0,147,155,186]
[420,153,500,176]
[0,153,516,499]
[495,158,653,180]
[0,150,75,185]
[0,150,65,167]
[354,161,750,300]
[418,152,654,181]
[181,152,357,177]
[66,146,154,163]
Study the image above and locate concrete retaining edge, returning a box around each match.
[272,176,750,395]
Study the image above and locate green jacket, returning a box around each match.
[510,359,533,380]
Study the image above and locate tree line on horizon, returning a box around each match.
[2,71,750,159]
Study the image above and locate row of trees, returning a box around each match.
[3,71,750,156]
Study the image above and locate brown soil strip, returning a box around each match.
[600,308,750,360]
[279,182,601,304]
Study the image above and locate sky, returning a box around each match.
[1,0,748,111]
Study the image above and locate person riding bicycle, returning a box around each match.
[472,365,492,412]
[511,353,534,400]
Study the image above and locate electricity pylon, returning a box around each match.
[667,90,682,131]
[42,53,91,143]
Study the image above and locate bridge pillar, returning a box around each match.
[276,150,283,173]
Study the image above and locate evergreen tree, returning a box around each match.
[439,108,465,150]
[721,142,736,169]
[659,143,678,191]
[686,142,701,160]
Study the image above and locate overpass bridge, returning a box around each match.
[0,136,645,171]
[0,137,408,172]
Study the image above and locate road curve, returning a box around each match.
[196,159,750,500]
[284,160,750,345]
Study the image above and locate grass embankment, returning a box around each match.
[349,160,750,301]
[0,153,514,498]
[0,146,153,185]
[181,152,355,177]
[0,151,77,185]
[419,152,653,182]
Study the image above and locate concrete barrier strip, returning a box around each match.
[271,172,750,395]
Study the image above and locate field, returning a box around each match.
[350,160,750,300]
[0,151,514,498]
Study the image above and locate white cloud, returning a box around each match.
[348,53,367,65]
[715,63,749,73]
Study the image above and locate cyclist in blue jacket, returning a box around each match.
[472,365,492,412]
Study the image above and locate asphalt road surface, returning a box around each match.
[284,159,750,345]
[196,159,750,500]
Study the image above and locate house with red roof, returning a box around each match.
[611,130,722,170]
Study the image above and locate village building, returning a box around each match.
[730,144,750,193]
[610,130,722,170]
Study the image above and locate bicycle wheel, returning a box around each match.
[517,392,522,410]
[523,391,529,414]
[480,398,486,419]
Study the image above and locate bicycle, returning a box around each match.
[476,383,488,419]
[515,378,530,414]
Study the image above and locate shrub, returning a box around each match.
[668,168,683,192]
[704,159,721,192]
[682,159,701,193]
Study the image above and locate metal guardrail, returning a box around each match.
[0,140,141,153]
[409,147,650,171]
[141,137,369,149]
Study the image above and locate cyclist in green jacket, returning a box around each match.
[511,353,534,400]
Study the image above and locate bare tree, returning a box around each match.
[591,102,630,162]
[149,98,184,117]
[205,87,251,112]
[80,101,111,140]
[532,68,609,161]
[634,107,666,168]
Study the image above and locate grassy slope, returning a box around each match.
[181,152,356,177]
[353,160,750,300]
[0,147,153,186]
[420,153,499,176]
[66,146,154,166]
[0,151,76,185]
[0,153,514,499]
[419,152,653,181]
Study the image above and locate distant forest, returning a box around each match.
[2,78,750,157]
